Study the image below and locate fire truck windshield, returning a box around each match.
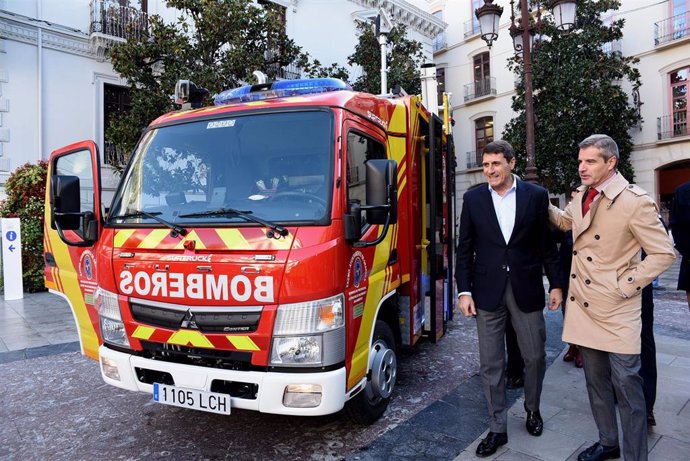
[108,110,334,227]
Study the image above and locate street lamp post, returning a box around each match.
[475,0,577,184]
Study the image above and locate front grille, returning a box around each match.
[138,341,262,371]
[130,301,262,333]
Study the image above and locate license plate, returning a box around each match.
[153,383,231,415]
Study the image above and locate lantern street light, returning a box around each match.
[475,0,578,183]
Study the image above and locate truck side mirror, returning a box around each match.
[365,159,397,225]
[346,159,398,248]
[51,175,97,247]
[52,175,81,230]
[344,201,362,242]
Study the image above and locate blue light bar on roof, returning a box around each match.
[214,78,352,106]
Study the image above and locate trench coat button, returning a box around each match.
[584,302,589,307]
[627,277,633,282]
[628,185,633,188]
[572,250,577,255]
[570,296,575,301]
[585,279,591,284]
[501,265,507,270]
[594,234,600,240]
[587,256,593,262]
[637,286,641,290]
[571,273,576,278]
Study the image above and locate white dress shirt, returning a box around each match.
[489,175,517,244]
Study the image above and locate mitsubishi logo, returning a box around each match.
[180,309,199,329]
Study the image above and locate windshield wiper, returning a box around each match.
[179,207,288,238]
[110,209,188,238]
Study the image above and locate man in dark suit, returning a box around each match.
[456,140,563,457]
[670,180,690,310]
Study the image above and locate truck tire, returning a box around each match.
[345,320,397,425]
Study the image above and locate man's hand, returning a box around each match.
[548,288,563,311]
[459,294,477,317]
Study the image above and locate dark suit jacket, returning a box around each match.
[670,181,690,290]
[456,179,562,312]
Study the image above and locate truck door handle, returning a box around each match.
[45,252,57,267]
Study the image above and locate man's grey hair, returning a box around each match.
[482,140,515,161]
[579,134,619,161]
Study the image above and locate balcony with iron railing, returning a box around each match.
[657,113,689,141]
[654,11,690,48]
[464,19,480,39]
[89,0,148,59]
[433,33,447,52]
[464,77,497,103]
[466,151,482,170]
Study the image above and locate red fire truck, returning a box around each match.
[44,78,455,424]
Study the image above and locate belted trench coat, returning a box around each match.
[549,173,675,354]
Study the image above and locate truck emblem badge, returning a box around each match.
[180,309,199,329]
[346,251,368,288]
[79,251,95,280]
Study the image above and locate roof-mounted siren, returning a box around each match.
[174,80,209,109]
[214,78,352,106]
[420,63,438,116]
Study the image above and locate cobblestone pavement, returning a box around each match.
[0,256,687,460]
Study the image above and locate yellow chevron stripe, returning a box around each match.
[216,229,251,249]
[174,230,208,250]
[114,229,136,248]
[397,160,407,182]
[138,229,170,249]
[227,336,260,351]
[399,176,407,194]
[132,325,156,340]
[168,330,214,348]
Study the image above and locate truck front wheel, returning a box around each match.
[345,320,397,425]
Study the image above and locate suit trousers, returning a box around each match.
[476,280,546,433]
[639,283,656,414]
[580,346,648,461]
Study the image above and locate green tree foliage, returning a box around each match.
[0,161,49,292]
[107,0,344,169]
[348,21,425,95]
[502,0,641,193]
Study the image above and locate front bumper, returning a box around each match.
[98,345,347,416]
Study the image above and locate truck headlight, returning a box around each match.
[271,294,345,367]
[95,287,130,348]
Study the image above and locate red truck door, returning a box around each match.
[44,140,103,359]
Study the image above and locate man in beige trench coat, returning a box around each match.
[549,135,675,461]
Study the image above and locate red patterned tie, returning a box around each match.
[583,188,599,215]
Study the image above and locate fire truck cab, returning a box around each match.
[44,78,455,424]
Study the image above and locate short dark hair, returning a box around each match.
[482,140,515,162]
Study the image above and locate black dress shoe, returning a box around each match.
[506,375,524,389]
[647,411,656,426]
[577,442,621,461]
[476,432,508,457]
[525,410,543,436]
